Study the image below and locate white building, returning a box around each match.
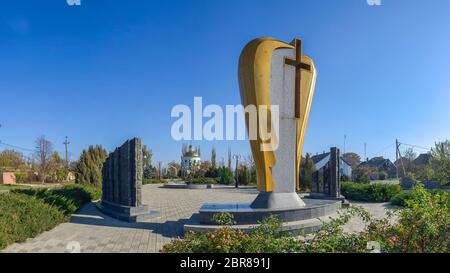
[181,144,201,175]
[311,152,352,178]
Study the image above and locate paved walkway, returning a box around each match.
[3,184,396,253]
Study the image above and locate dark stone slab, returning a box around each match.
[400,178,416,190]
[330,147,340,198]
[423,180,441,190]
[310,147,342,198]
[99,137,156,222]
[113,149,120,203]
[197,198,341,225]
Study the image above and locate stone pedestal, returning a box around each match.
[97,200,158,222]
[184,198,341,235]
[250,192,305,210]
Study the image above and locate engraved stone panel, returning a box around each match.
[101,138,143,207]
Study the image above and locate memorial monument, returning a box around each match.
[98,137,158,222]
[185,37,342,234]
[239,37,316,209]
[310,147,345,200]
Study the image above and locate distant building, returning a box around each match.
[360,157,396,177]
[413,153,431,166]
[394,153,431,174]
[311,151,352,178]
[181,144,201,176]
[0,172,16,185]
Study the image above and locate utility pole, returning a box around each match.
[233,154,241,188]
[228,148,232,170]
[63,136,70,168]
[395,139,406,178]
[158,161,162,180]
[395,139,399,179]
[343,134,347,155]
[364,143,367,162]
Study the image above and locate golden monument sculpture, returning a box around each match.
[238,37,316,207]
[184,37,343,234]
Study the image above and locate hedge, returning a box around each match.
[0,184,101,250]
[341,182,401,202]
[143,178,168,185]
[390,188,449,207]
[186,177,217,185]
[0,193,66,250]
[12,184,101,215]
[390,191,414,206]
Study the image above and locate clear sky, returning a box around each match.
[1,0,449,165]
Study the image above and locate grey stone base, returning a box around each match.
[184,198,341,235]
[162,183,213,189]
[250,192,306,209]
[185,213,338,235]
[96,200,159,222]
[305,192,346,201]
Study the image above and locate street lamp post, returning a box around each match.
[233,154,241,188]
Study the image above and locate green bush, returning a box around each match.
[341,182,401,202]
[163,214,300,253]
[75,145,108,186]
[379,171,388,180]
[352,166,373,183]
[390,191,414,206]
[391,188,449,207]
[392,185,449,252]
[0,193,66,250]
[143,178,167,185]
[14,171,28,183]
[340,175,350,182]
[205,167,219,178]
[163,186,450,253]
[216,167,234,185]
[0,184,100,250]
[12,184,99,215]
[186,177,216,185]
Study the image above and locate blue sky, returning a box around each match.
[1,0,449,165]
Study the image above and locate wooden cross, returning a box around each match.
[284,38,312,118]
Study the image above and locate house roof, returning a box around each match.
[360,157,395,168]
[311,152,330,164]
[413,153,431,165]
[311,152,352,167]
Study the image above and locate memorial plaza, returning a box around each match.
[3,184,394,253]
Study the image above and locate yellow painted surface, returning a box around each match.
[238,37,316,192]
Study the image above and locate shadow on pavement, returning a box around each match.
[70,202,194,238]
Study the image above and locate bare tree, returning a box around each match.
[34,136,53,182]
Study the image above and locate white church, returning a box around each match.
[180,144,201,176]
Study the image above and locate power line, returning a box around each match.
[0,141,33,152]
[368,142,395,158]
[398,142,430,151]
